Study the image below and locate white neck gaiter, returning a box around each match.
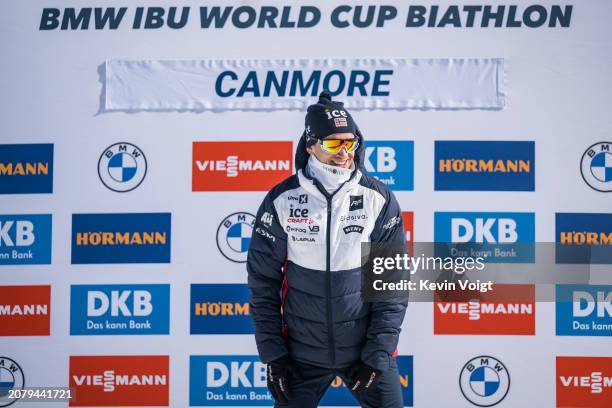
[307,155,354,194]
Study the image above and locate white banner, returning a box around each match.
[105,58,505,111]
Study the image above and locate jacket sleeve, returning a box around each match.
[247,193,289,363]
[361,189,408,371]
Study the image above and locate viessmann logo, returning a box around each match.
[189,355,413,406]
[0,285,50,336]
[69,355,169,407]
[190,284,253,334]
[192,141,292,191]
[556,213,612,264]
[71,213,171,264]
[0,214,52,265]
[0,143,53,194]
[556,357,611,407]
[434,284,535,335]
[435,141,535,191]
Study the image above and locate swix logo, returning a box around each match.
[0,285,50,336]
[557,357,612,407]
[69,355,169,406]
[434,284,535,335]
[192,141,292,191]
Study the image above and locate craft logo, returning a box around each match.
[320,356,413,406]
[193,141,292,191]
[70,285,170,335]
[190,284,253,334]
[556,356,612,407]
[459,356,510,407]
[189,355,413,406]
[71,213,171,264]
[434,212,535,263]
[363,141,414,191]
[349,195,363,211]
[0,143,53,194]
[556,213,612,264]
[216,212,255,263]
[580,142,612,192]
[97,143,147,192]
[434,284,535,335]
[0,285,50,336]
[556,285,612,336]
[0,214,51,265]
[435,141,535,191]
[0,357,25,407]
[69,355,169,407]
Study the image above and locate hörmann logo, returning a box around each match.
[434,212,535,263]
[556,285,612,337]
[0,285,50,336]
[191,284,253,335]
[70,284,170,335]
[435,284,535,335]
[556,356,611,407]
[193,141,292,191]
[0,143,53,194]
[71,213,171,264]
[364,141,414,191]
[69,355,169,407]
[190,355,413,406]
[435,141,535,191]
[556,213,612,264]
[0,214,52,265]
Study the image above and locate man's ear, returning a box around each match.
[306,145,314,155]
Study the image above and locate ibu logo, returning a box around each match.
[556,285,612,336]
[363,141,414,191]
[70,284,170,335]
[0,214,51,265]
[434,212,535,263]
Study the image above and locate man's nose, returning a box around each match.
[336,146,349,157]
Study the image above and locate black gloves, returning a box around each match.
[347,361,382,392]
[267,355,302,403]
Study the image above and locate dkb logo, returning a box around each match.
[363,141,413,191]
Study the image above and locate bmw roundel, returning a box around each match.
[459,356,510,407]
[216,212,255,263]
[98,142,147,192]
[581,142,612,192]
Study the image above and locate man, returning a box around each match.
[247,91,407,407]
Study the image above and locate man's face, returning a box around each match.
[306,132,356,169]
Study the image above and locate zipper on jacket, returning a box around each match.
[325,198,335,366]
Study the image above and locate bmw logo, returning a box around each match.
[459,356,510,407]
[0,357,25,407]
[98,142,147,192]
[216,212,255,263]
[580,142,612,192]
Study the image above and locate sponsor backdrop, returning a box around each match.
[1,1,611,407]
